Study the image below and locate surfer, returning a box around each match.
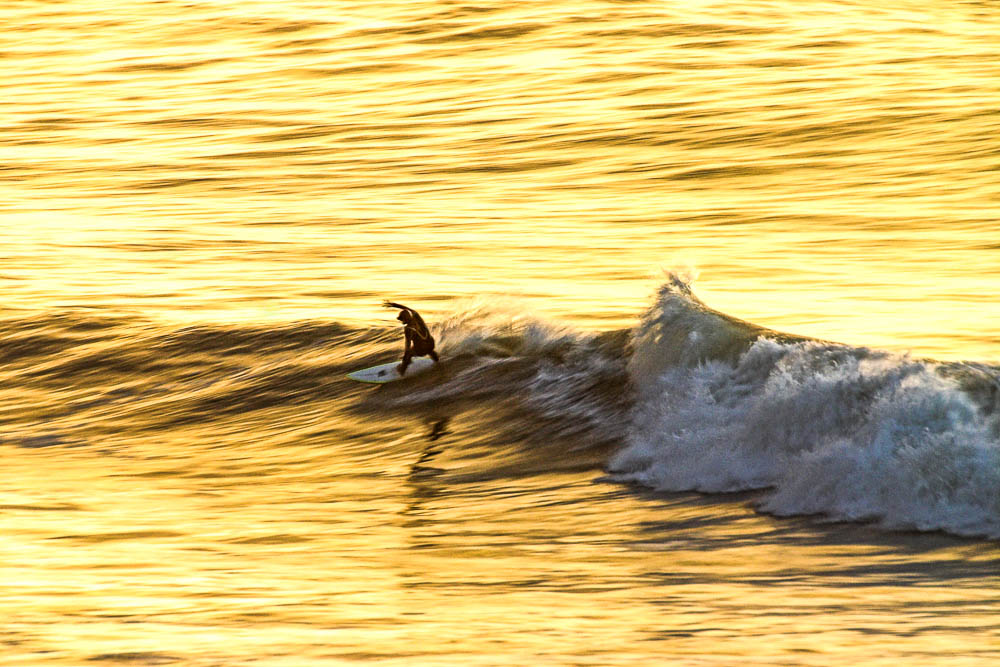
[384,301,439,375]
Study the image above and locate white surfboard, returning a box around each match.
[346,357,436,384]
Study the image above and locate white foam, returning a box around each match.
[612,333,1000,538]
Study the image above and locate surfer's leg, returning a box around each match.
[429,350,439,363]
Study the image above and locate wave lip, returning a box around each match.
[611,276,1000,539]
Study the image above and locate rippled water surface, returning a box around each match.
[2,1,999,665]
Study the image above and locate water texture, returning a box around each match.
[2,1,999,665]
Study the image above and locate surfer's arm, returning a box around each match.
[383,301,412,313]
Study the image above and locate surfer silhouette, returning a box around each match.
[384,301,439,375]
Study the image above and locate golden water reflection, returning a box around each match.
[1,0,998,360]
[1,412,997,665]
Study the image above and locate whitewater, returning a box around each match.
[614,275,1000,538]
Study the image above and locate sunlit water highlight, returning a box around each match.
[1,1,998,664]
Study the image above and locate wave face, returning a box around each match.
[611,275,1000,538]
[0,306,633,463]
[359,303,634,451]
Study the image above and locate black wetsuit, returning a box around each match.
[386,303,439,373]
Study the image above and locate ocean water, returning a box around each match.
[2,1,999,664]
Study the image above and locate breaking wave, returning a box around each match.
[611,275,1000,538]
[3,277,999,539]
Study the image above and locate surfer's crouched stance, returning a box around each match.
[384,301,439,375]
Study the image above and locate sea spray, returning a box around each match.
[611,275,1000,537]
